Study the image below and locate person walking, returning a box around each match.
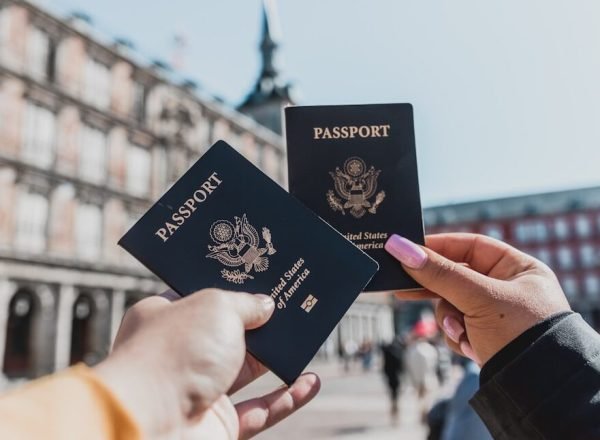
[381,336,405,419]
[404,320,439,422]
[441,360,492,440]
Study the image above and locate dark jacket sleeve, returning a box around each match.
[470,313,600,440]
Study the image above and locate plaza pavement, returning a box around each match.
[233,360,458,440]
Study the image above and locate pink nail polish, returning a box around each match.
[384,235,428,269]
[442,316,465,343]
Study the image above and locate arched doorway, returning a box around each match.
[69,293,95,365]
[3,289,36,379]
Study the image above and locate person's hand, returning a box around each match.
[94,289,320,439]
[385,233,571,365]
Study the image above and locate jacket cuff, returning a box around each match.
[479,311,573,385]
[470,314,600,439]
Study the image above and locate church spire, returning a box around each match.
[259,0,282,80]
[238,0,295,134]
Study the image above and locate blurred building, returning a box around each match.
[0,0,286,381]
[0,0,391,384]
[421,186,600,329]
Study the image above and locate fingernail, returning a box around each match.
[460,341,480,365]
[159,289,181,302]
[255,294,274,309]
[384,235,428,269]
[442,316,465,343]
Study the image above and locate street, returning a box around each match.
[233,361,454,440]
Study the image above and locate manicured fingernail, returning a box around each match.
[460,341,480,365]
[255,294,274,309]
[384,235,428,269]
[442,316,465,343]
[159,289,181,302]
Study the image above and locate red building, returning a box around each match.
[423,186,600,329]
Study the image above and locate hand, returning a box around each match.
[385,233,571,365]
[94,289,320,439]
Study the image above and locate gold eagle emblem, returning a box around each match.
[206,214,276,284]
[327,157,385,218]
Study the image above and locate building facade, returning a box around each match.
[0,0,392,384]
[423,186,600,330]
[0,0,288,382]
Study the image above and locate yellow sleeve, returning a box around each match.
[0,364,142,440]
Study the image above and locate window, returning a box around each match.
[27,27,48,80]
[131,82,146,123]
[554,217,570,240]
[126,144,151,197]
[514,222,533,243]
[26,27,55,82]
[516,220,548,242]
[254,143,265,169]
[262,146,281,183]
[153,147,167,194]
[575,215,592,238]
[557,246,574,270]
[75,204,102,260]
[22,102,56,168]
[15,192,48,253]
[585,274,600,299]
[79,125,107,183]
[533,221,548,242]
[536,248,552,266]
[561,276,578,299]
[83,58,111,109]
[514,223,527,243]
[482,224,504,240]
[580,244,597,268]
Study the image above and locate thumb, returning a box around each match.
[385,234,493,313]
[226,292,275,330]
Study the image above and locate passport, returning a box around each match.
[285,103,424,292]
[118,141,379,385]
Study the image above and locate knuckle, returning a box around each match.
[197,288,229,307]
[122,301,148,326]
[428,257,457,283]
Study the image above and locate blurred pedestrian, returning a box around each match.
[434,336,453,386]
[342,338,358,372]
[359,340,374,371]
[381,336,405,419]
[405,319,439,421]
[441,359,492,440]
[426,398,449,440]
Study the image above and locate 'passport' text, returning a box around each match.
[155,172,223,242]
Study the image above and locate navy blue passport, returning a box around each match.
[285,103,425,292]
[118,141,378,385]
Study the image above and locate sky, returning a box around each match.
[44,0,600,207]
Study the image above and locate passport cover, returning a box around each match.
[285,103,424,292]
[118,141,379,385]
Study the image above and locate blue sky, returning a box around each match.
[45,0,600,207]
